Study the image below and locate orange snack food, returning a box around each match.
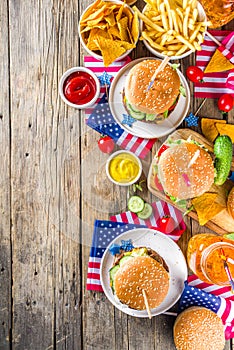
[187,233,234,285]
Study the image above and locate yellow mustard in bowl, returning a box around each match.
[108,152,140,184]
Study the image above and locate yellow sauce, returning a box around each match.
[109,153,140,183]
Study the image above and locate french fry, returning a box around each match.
[190,22,202,42]
[135,0,207,57]
[159,3,168,31]
[176,34,196,51]
[133,6,165,32]
[182,0,188,9]
[183,6,191,38]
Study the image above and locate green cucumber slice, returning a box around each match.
[146,113,157,121]
[128,195,145,213]
[126,100,145,120]
[109,265,120,291]
[137,203,153,219]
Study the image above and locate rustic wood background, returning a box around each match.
[0,0,233,349]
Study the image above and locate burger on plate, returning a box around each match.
[124,59,184,122]
[154,139,215,200]
[173,306,225,350]
[109,247,170,310]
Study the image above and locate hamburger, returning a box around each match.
[227,187,234,219]
[155,139,215,200]
[124,59,182,122]
[109,247,169,310]
[173,306,225,350]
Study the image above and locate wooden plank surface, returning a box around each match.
[0,1,11,349]
[0,0,233,349]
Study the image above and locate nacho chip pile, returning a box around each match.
[201,118,234,143]
[79,0,139,66]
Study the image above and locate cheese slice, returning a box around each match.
[204,49,234,73]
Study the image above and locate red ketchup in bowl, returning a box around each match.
[63,71,97,105]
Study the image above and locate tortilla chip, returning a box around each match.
[204,49,234,73]
[215,123,234,143]
[87,28,112,51]
[80,0,103,22]
[109,24,122,39]
[201,118,226,143]
[117,16,130,41]
[94,37,126,66]
[105,11,116,26]
[81,4,106,24]
[192,192,226,226]
[131,11,139,43]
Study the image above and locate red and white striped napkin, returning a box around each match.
[110,200,186,242]
[195,30,234,98]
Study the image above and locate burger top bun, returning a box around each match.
[158,142,215,200]
[114,255,169,310]
[124,59,180,115]
[173,306,225,350]
[227,187,234,219]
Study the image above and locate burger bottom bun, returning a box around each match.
[114,256,169,310]
[227,187,234,219]
[173,306,225,350]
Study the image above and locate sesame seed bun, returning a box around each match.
[124,59,180,115]
[227,187,234,219]
[114,255,169,310]
[173,307,225,350]
[157,142,215,200]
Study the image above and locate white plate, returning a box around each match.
[100,228,188,318]
[109,58,190,139]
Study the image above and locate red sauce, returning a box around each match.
[63,71,97,105]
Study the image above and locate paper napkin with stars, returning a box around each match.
[179,282,234,339]
[87,220,145,292]
[84,56,156,159]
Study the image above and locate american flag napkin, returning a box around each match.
[195,30,234,98]
[110,200,186,242]
[87,220,146,291]
[84,56,156,159]
[179,282,234,339]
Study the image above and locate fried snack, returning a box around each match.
[215,123,234,143]
[133,0,210,57]
[192,192,226,225]
[205,49,234,73]
[80,0,139,66]
[201,118,226,143]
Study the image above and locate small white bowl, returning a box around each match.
[140,2,207,60]
[78,0,139,63]
[59,66,100,109]
[106,150,142,186]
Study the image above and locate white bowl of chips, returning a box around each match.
[138,0,207,60]
[78,0,139,67]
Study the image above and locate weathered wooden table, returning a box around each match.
[0,0,233,349]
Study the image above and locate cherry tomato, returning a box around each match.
[97,136,115,154]
[158,216,176,234]
[217,94,234,113]
[186,66,204,83]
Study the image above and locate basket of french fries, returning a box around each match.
[134,0,210,60]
